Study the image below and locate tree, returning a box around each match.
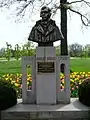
[0,0,90,55]
[60,0,90,55]
[84,44,90,57]
[14,44,21,60]
[0,48,5,57]
[69,43,83,57]
[5,42,12,61]
[21,41,35,56]
[60,0,68,55]
[56,45,61,56]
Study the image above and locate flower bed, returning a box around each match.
[0,72,90,98]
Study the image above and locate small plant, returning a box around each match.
[5,42,12,61]
[14,44,21,60]
[78,77,90,106]
[0,78,17,110]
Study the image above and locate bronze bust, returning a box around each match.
[28,6,64,46]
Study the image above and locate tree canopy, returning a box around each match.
[0,0,90,26]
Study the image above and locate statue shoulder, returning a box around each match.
[35,20,42,26]
[50,19,56,26]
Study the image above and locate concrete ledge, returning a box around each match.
[1,98,90,120]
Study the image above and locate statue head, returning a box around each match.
[40,6,51,21]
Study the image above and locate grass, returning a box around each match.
[0,60,21,76]
[0,57,6,60]
[70,58,90,72]
[0,58,90,76]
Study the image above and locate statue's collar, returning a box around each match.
[41,19,50,26]
[37,23,54,36]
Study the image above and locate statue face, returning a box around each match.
[40,8,50,21]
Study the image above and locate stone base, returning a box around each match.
[1,98,90,120]
[36,47,56,104]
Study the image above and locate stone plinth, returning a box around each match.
[36,47,56,104]
[21,47,70,105]
[1,98,90,120]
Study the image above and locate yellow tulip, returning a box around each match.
[15,83,19,87]
[5,78,8,80]
[11,81,15,84]
[27,82,29,85]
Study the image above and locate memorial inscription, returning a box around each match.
[37,62,55,73]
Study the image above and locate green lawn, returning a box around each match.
[0,60,21,76]
[70,58,90,72]
[0,58,90,76]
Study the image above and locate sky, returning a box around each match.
[0,6,90,49]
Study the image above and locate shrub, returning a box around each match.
[0,78,17,110]
[78,78,90,106]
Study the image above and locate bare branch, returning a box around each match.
[59,0,90,26]
[0,0,90,26]
[68,8,89,26]
[68,0,90,7]
[40,0,45,7]
[16,0,34,16]
[46,0,53,6]
[17,0,27,1]
[68,0,84,4]
[83,0,90,7]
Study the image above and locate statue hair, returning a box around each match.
[40,6,51,18]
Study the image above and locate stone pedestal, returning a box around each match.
[21,47,70,105]
[2,98,90,120]
[36,47,56,104]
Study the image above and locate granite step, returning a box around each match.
[1,98,90,120]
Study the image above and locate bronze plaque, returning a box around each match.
[37,62,55,73]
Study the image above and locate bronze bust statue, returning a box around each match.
[28,6,64,46]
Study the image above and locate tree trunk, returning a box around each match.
[60,0,68,55]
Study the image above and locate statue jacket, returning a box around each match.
[28,19,64,43]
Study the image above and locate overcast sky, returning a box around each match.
[0,6,90,49]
